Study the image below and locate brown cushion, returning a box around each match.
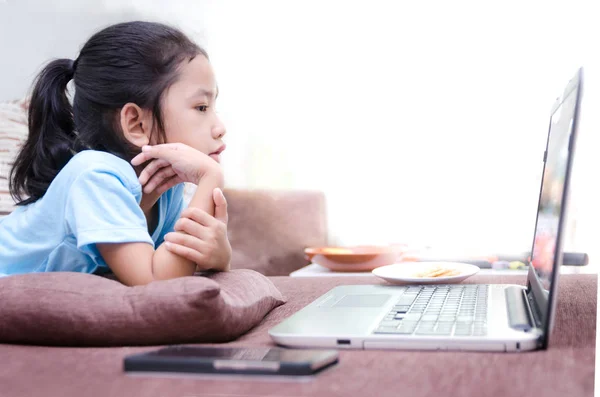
[0,269,285,346]
[224,188,328,276]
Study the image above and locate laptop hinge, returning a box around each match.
[525,286,543,329]
[505,286,533,331]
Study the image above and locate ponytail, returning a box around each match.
[9,58,78,205]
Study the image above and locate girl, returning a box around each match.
[0,21,232,286]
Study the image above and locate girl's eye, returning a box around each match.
[195,105,209,112]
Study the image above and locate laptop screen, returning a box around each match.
[531,83,578,289]
[528,69,582,343]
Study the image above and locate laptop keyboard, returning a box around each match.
[374,285,488,337]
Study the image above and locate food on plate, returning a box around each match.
[320,247,354,254]
[413,265,461,278]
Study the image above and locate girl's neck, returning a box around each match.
[139,191,161,217]
[140,192,161,235]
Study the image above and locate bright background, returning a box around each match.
[1,0,598,265]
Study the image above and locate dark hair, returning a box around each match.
[9,21,206,205]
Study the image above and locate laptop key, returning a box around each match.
[396,298,417,306]
[395,313,422,321]
[431,329,453,336]
[374,326,402,334]
[456,322,473,328]
[388,327,416,334]
[454,329,473,336]
[415,329,443,335]
[438,316,456,323]
[397,320,418,327]
[397,323,418,333]
[379,320,402,327]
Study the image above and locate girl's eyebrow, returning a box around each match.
[189,88,217,100]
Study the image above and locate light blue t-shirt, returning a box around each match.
[0,150,185,277]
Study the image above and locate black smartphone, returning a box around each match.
[124,345,339,376]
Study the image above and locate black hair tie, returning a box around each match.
[68,59,78,80]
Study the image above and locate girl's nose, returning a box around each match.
[212,118,226,139]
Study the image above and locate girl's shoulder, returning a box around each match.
[62,150,140,192]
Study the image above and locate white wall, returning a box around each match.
[1,0,598,262]
[205,0,600,261]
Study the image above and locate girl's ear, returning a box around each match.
[120,103,153,148]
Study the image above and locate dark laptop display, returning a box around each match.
[527,69,583,347]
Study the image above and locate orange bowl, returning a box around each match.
[304,245,405,272]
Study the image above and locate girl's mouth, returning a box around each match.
[209,144,226,163]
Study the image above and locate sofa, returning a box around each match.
[0,273,595,397]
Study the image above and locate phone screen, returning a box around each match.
[151,346,334,363]
[125,346,339,376]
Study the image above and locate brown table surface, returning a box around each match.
[1,274,596,397]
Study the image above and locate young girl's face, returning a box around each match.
[158,55,226,162]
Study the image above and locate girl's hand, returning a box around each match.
[163,187,232,271]
[131,143,222,193]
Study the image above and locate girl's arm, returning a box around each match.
[152,169,228,274]
[97,168,227,286]
[97,242,174,286]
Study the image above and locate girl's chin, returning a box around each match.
[209,153,221,163]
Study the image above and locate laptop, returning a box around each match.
[269,68,584,352]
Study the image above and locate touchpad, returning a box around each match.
[333,294,391,308]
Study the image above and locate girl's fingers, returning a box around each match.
[138,158,170,185]
[133,144,184,165]
[179,207,217,228]
[164,232,207,253]
[164,241,206,266]
[143,166,176,193]
[130,151,149,166]
[131,144,183,166]
[172,217,211,239]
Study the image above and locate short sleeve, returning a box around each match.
[155,183,186,246]
[65,167,153,256]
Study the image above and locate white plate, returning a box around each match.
[371,262,480,285]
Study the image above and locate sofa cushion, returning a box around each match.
[0,269,285,346]
[224,188,328,276]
